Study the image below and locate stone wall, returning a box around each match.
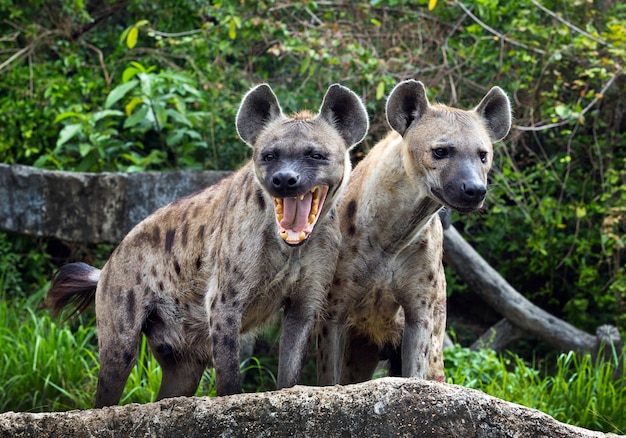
[0,163,231,243]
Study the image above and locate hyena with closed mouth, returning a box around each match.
[317,79,511,385]
[45,83,368,407]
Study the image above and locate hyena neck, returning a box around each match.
[354,132,442,253]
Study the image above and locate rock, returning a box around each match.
[0,378,620,437]
[0,164,231,243]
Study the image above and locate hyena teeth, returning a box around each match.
[308,214,316,223]
[280,231,288,240]
[299,194,305,201]
[299,231,306,240]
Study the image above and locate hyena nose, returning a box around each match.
[462,181,487,202]
[272,170,301,191]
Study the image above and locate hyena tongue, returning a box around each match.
[275,186,328,245]
[280,192,313,233]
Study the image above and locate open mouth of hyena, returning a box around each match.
[273,185,329,246]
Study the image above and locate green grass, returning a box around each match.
[444,346,626,434]
[0,298,278,411]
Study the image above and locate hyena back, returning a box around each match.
[45,83,368,407]
[317,79,511,385]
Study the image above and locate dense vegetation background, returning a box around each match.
[0,0,624,432]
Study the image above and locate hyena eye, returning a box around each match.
[263,153,276,162]
[432,147,449,159]
[309,153,326,160]
[479,151,488,163]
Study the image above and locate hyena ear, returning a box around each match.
[236,84,284,147]
[386,80,430,136]
[317,84,369,150]
[474,86,512,142]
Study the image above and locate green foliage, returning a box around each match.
[445,346,626,434]
[36,62,223,172]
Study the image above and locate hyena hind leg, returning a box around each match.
[340,329,382,385]
[155,351,207,400]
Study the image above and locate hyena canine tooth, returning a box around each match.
[317,79,511,385]
[45,83,369,407]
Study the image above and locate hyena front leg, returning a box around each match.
[397,219,446,382]
[316,319,345,386]
[278,297,317,388]
[209,291,243,396]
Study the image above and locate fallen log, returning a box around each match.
[442,224,622,358]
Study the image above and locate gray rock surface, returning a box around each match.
[0,378,620,438]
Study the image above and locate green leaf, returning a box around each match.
[127,26,139,49]
[92,110,124,123]
[123,105,149,129]
[376,80,385,100]
[56,124,82,147]
[105,80,139,109]
[228,19,236,40]
[300,55,311,75]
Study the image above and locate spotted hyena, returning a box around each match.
[45,83,369,407]
[317,79,511,385]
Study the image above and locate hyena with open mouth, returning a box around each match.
[45,83,368,407]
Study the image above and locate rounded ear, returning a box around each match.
[386,80,430,136]
[474,86,512,142]
[236,84,284,147]
[317,84,369,150]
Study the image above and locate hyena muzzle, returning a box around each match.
[45,83,368,407]
[317,79,511,385]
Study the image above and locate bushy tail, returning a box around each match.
[44,262,100,320]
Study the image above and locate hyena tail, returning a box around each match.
[44,262,100,320]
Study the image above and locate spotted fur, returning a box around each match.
[317,79,511,385]
[45,83,368,407]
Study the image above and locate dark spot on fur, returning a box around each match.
[174,260,181,276]
[211,298,217,310]
[135,272,141,285]
[226,316,235,326]
[232,299,240,308]
[220,294,226,304]
[165,229,176,253]
[196,256,202,271]
[427,272,434,282]
[127,289,136,320]
[198,225,205,240]
[224,336,236,352]
[224,258,231,272]
[348,224,356,236]
[181,222,189,248]
[158,281,164,291]
[346,200,357,219]
[256,189,266,211]
[152,226,161,246]
[151,266,157,277]
[421,299,427,306]
[215,323,221,332]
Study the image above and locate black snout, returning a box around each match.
[271,170,301,192]
[461,181,487,202]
